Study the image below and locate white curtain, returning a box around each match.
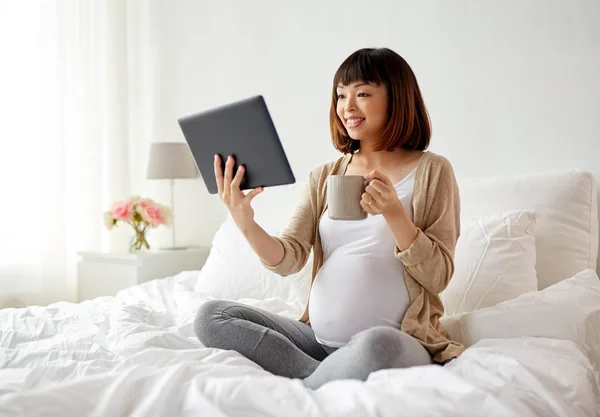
[0,0,160,306]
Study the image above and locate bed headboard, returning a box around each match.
[458,169,598,289]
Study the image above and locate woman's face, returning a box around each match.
[336,81,388,143]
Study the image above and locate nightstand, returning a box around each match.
[76,247,211,302]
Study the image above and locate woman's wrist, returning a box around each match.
[237,217,256,237]
[383,200,419,251]
[382,199,406,222]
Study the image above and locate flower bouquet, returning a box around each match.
[104,196,173,251]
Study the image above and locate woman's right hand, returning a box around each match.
[214,154,264,230]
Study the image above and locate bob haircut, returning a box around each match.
[330,48,431,154]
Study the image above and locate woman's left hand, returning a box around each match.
[360,170,402,217]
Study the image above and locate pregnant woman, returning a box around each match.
[194,47,464,389]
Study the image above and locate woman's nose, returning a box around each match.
[344,96,356,112]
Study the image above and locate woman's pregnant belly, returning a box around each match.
[308,251,411,347]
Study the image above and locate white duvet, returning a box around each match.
[0,271,599,417]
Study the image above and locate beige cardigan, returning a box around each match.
[262,151,465,363]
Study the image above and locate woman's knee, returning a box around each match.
[193,299,232,346]
[351,327,404,354]
[350,326,431,368]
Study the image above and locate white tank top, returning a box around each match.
[309,169,416,348]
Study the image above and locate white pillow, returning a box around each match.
[458,170,598,290]
[441,209,539,316]
[194,216,311,306]
[441,268,600,370]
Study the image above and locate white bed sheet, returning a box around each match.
[0,271,598,417]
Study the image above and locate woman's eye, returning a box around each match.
[358,92,369,97]
[337,94,346,99]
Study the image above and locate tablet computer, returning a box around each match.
[177,95,295,194]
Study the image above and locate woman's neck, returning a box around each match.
[353,146,410,171]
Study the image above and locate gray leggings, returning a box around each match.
[193,300,433,389]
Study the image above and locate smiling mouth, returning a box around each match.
[346,118,365,128]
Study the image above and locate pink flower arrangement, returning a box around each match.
[104,196,173,251]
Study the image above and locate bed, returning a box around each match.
[1,168,599,417]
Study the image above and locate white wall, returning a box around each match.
[147,0,600,246]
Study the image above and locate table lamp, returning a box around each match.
[146,142,199,249]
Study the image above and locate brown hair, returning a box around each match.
[329,48,431,154]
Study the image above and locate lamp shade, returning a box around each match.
[146,142,199,179]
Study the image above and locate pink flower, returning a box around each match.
[136,198,165,226]
[111,200,134,221]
